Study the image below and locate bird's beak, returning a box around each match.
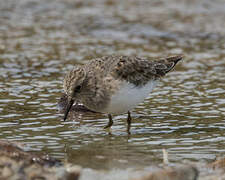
[63,98,74,121]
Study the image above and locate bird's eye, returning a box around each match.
[75,85,81,92]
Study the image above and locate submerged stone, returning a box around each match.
[0,139,81,180]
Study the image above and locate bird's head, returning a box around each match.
[63,67,86,121]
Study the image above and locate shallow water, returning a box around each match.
[0,0,225,178]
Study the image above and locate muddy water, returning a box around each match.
[0,0,225,178]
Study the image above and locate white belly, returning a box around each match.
[103,80,158,114]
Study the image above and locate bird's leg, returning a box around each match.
[104,114,113,133]
[127,111,131,134]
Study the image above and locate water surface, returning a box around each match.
[0,0,225,178]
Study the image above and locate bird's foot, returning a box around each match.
[104,126,112,135]
[127,127,131,135]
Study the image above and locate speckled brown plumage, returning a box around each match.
[83,55,182,86]
[62,55,183,133]
[63,55,182,111]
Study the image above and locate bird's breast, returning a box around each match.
[101,80,158,114]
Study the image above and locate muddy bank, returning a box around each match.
[1,139,225,180]
[0,140,80,180]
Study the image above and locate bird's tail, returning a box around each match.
[153,55,183,76]
[164,55,183,73]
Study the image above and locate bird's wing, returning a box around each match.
[111,55,183,86]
